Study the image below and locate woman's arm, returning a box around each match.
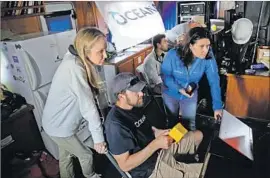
[205,59,223,111]
[71,64,105,144]
[161,50,184,93]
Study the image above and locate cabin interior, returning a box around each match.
[1,1,270,178]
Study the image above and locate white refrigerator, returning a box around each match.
[0,29,76,159]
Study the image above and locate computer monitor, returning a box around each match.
[45,14,73,32]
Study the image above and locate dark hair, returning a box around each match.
[152,34,166,49]
[177,27,213,66]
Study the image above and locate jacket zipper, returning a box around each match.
[186,66,190,86]
[180,66,189,99]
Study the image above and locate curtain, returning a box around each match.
[156,1,176,30]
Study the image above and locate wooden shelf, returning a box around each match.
[1,12,46,20]
[1,1,45,20]
[1,5,44,11]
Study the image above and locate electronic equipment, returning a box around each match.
[224,9,243,31]
[235,1,245,15]
[177,2,205,24]
[185,82,197,96]
[44,11,73,32]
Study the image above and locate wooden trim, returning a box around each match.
[1,12,45,20]
[114,46,153,65]
[1,16,43,34]
[226,73,270,79]
[1,5,45,11]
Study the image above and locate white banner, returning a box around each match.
[95,2,165,51]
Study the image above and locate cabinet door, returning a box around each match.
[145,47,153,56]
[134,52,146,70]
[225,74,270,120]
[118,58,134,73]
[73,1,97,29]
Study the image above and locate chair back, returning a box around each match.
[136,64,150,84]
[105,152,132,178]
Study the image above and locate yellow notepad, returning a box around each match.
[169,123,188,142]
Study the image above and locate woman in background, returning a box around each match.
[161,27,223,130]
[42,27,107,178]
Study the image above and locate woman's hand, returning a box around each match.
[94,142,107,154]
[179,88,194,98]
[214,109,223,120]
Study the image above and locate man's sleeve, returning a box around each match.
[105,122,136,155]
[144,56,163,85]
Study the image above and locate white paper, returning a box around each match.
[219,110,254,160]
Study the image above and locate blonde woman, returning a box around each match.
[42,27,108,178]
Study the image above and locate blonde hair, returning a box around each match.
[74,27,105,89]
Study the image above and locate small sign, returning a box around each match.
[12,56,19,63]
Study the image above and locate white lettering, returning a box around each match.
[135,115,146,127]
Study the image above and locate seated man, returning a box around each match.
[143,34,169,94]
[105,72,203,178]
[143,22,201,94]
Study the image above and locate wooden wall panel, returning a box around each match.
[133,53,146,69]
[115,46,153,74]
[225,74,270,120]
[1,16,42,35]
[73,1,97,30]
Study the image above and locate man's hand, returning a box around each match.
[153,133,174,150]
[179,88,194,98]
[188,21,203,29]
[176,33,186,45]
[94,142,107,154]
[152,127,170,138]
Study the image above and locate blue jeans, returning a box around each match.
[162,92,198,131]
